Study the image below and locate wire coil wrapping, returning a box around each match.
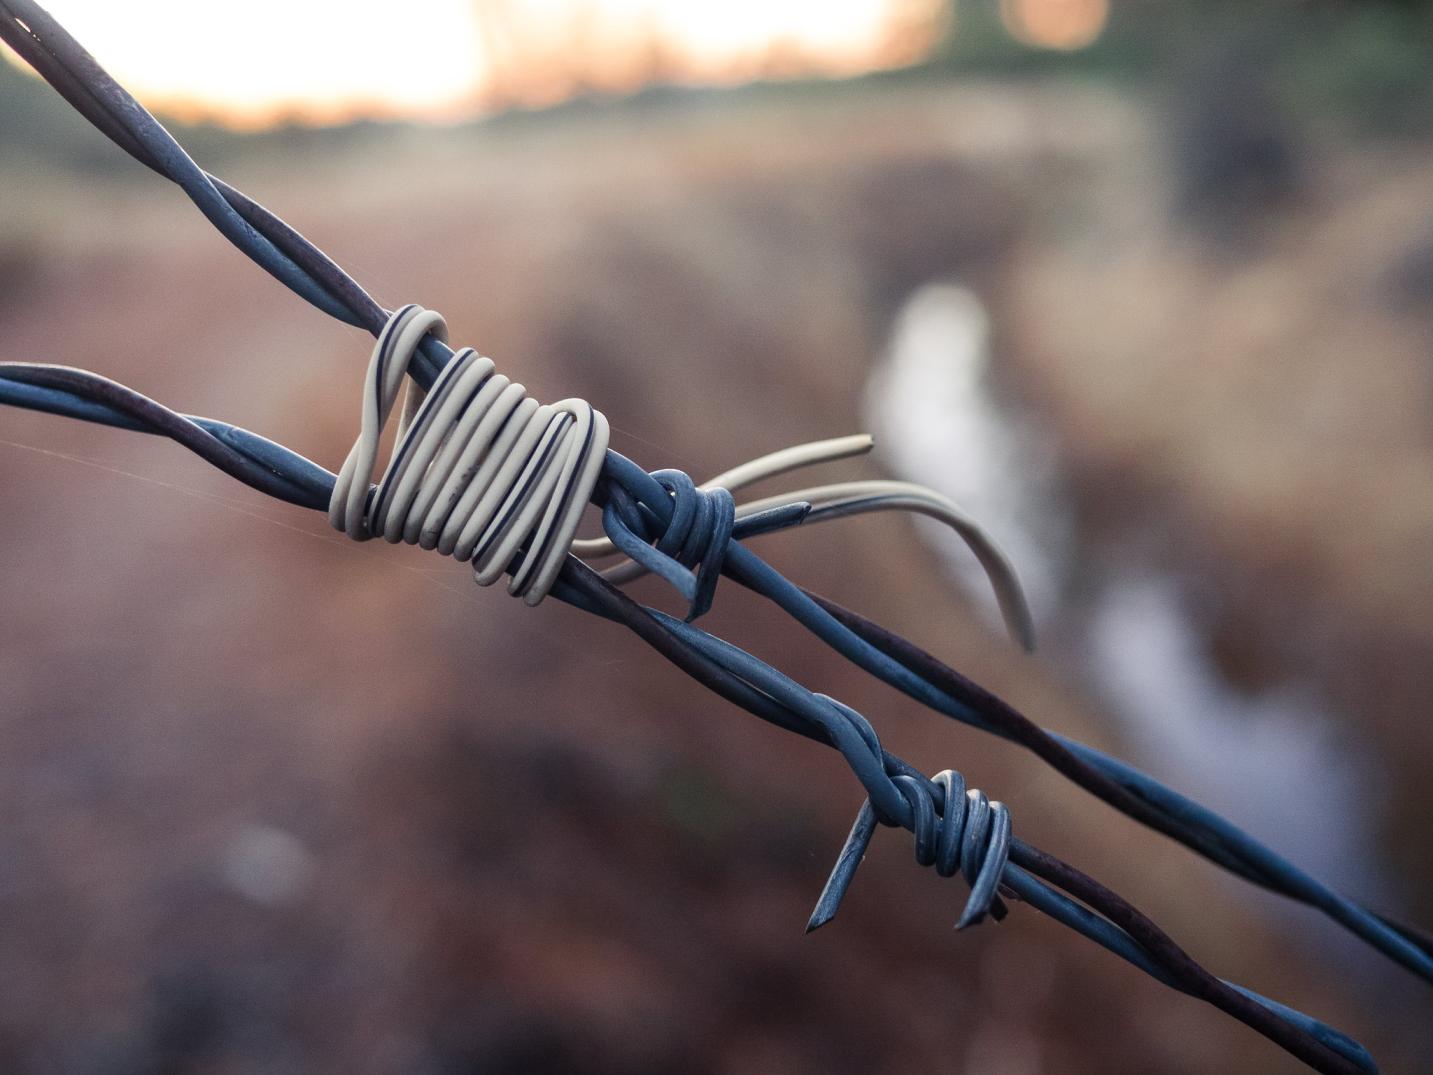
[329,304,609,605]
[806,767,1014,934]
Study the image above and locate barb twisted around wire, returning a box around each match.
[599,472,735,621]
[808,767,1013,934]
[1,1,1428,1071]
[330,304,609,605]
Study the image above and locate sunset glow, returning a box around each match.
[2,0,947,128]
[999,0,1109,52]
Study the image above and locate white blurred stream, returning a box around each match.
[864,283,1381,902]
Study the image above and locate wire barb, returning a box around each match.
[600,472,735,620]
[329,304,609,605]
[806,769,1013,934]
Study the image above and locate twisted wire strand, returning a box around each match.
[578,583,1018,930]
[0,359,1381,1075]
[329,304,609,605]
[2,0,1427,972]
[0,349,1376,1074]
[0,4,1425,1068]
[579,588,1377,1075]
[6,0,1416,995]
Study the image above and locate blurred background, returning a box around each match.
[2,1,1432,1071]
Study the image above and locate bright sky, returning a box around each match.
[11,0,945,127]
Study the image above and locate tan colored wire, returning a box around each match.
[569,434,875,561]
[330,304,609,605]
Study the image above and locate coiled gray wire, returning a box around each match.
[329,304,609,605]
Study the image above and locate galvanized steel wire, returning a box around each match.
[1,2,1429,1071]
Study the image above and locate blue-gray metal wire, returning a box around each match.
[1,2,1428,1070]
[0,359,1384,1074]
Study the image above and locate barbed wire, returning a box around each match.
[0,1,1427,1070]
